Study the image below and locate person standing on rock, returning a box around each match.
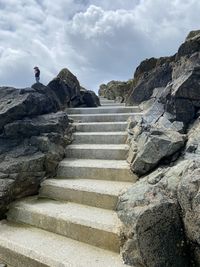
[34,66,40,83]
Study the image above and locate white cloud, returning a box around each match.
[0,0,200,92]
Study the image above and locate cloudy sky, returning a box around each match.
[0,0,199,92]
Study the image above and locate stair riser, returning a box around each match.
[57,165,136,182]
[101,103,125,106]
[75,123,127,132]
[65,148,128,160]
[73,134,127,144]
[39,184,118,210]
[67,107,139,114]
[0,246,47,267]
[7,209,120,252]
[70,114,141,122]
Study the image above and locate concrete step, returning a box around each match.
[66,106,139,114]
[57,159,137,182]
[100,99,116,102]
[74,122,128,132]
[40,179,132,210]
[101,103,125,106]
[0,221,128,267]
[69,112,142,122]
[7,197,122,252]
[73,131,127,144]
[65,144,129,160]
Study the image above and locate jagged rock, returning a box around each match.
[177,33,200,59]
[126,56,173,105]
[46,79,71,108]
[164,67,200,124]
[117,170,190,267]
[178,166,200,266]
[80,88,100,107]
[48,69,100,108]
[0,87,58,132]
[98,80,132,102]
[57,68,100,107]
[3,112,69,138]
[119,30,200,266]
[186,30,200,41]
[57,68,80,98]
[0,110,73,218]
[130,128,186,176]
[0,65,100,219]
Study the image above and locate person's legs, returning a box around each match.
[35,76,40,83]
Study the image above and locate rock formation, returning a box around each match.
[48,68,100,108]
[116,30,200,266]
[0,68,99,219]
[98,80,133,103]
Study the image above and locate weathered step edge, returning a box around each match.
[65,144,129,160]
[7,199,121,252]
[0,221,128,267]
[39,179,132,210]
[72,132,127,144]
[57,159,137,182]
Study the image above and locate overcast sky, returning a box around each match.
[0,0,199,92]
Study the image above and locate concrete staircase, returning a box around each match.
[0,97,140,267]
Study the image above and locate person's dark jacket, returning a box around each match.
[35,69,40,77]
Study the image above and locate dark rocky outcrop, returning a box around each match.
[126,56,174,105]
[0,85,74,218]
[80,87,100,107]
[48,68,100,108]
[0,68,98,218]
[117,30,200,266]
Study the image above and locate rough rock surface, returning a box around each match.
[98,80,133,102]
[80,87,100,107]
[126,56,174,105]
[118,175,189,267]
[0,68,98,218]
[0,85,74,218]
[117,30,200,266]
[130,127,186,176]
[49,68,100,108]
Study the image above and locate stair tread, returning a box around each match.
[9,197,121,234]
[73,131,127,135]
[67,144,129,149]
[0,221,128,267]
[41,179,132,196]
[67,106,138,110]
[73,121,127,125]
[59,158,130,169]
[70,112,141,117]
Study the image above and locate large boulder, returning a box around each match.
[0,110,73,218]
[126,56,174,105]
[57,68,80,98]
[0,87,58,132]
[48,68,100,108]
[178,166,200,266]
[80,88,100,107]
[130,127,186,176]
[117,161,191,267]
[126,31,200,119]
